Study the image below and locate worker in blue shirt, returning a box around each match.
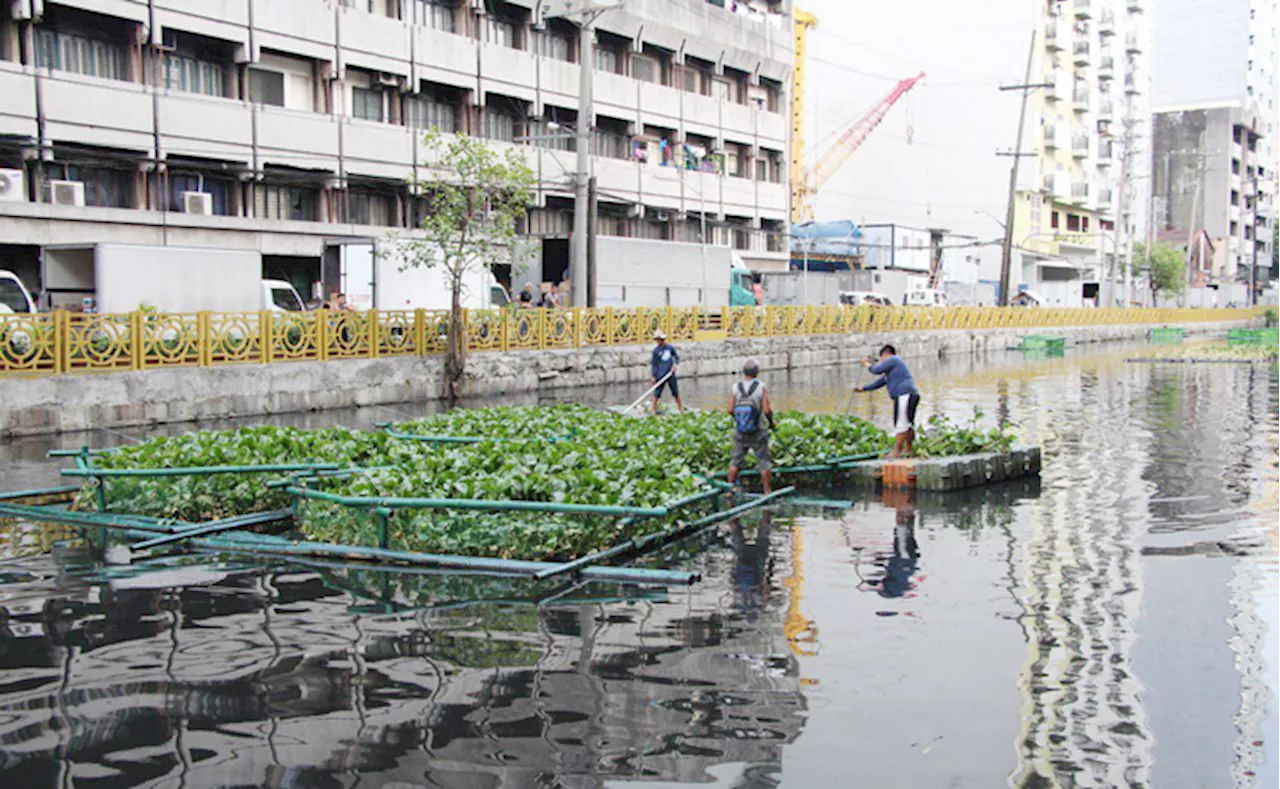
[853,344,920,458]
[650,329,684,414]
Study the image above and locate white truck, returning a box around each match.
[593,237,756,307]
[0,270,37,314]
[331,241,510,311]
[42,244,302,313]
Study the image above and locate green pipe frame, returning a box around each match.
[286,485,669,517]
[62,462,343,478]
[378,423,578,445]
[532,486,796,582]
[131,509,294,551]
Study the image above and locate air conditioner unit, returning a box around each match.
[50,180,85,207]
[181,191,213,215]
[377,72,401,88]
[0,169,26,203]
[654,210,670,222]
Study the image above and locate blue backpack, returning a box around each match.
[732,380,762,435]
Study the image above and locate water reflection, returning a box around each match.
[0,341,1274,787]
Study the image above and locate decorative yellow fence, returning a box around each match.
[0,305,1259,378]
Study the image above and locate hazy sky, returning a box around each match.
[802,0,1038,251]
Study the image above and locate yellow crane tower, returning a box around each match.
[789,9,924,225]
[790,9,819,225]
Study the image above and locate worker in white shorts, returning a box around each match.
[852,344,920,458]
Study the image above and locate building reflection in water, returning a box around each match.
[0,513,807,789]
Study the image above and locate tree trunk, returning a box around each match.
[445,276,467,403]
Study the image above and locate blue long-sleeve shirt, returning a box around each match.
[651,343,680,379]
[863,355,918,398]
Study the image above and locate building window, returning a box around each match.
[50,162,132,208]
[481,16,517,48]
[347,190,395,226]
[1082,216,1089,232]
[484,106,518,142]
[404,93,457,132]
[353,87,384,121]
[533,26,573,62]
[1067,213,1080,232]
[248,68,286,106]
[164,53,228,98]
[632,55,659,84]
[1230,220,1238,235]
[257,183,319,221]
[167,172,231,215]
[1050,211,1059,229]
[35,29,128,81]
[1231,190,1239,205]
[413,0,456,32]
[595,45,625,75]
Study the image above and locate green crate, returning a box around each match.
[1021,335,1066,350]
[1151,327,1185,344]
[1228,328,1279,345]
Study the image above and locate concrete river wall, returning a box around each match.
[0,320,1250,438]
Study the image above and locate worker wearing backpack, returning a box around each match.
[726,359,774,494]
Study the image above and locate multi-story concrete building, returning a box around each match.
[0,0,791,309]
[1151,0,1277,298]
[1011,0,1151,307]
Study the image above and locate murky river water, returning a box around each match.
[0,341,1276,788]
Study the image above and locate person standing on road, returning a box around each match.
[650,330,684,414]
[853,344,920,458]
[727,358,774,494]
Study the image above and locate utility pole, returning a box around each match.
[1250,171,1259,305]
[997,33,1049,307]
[570,12,596,308]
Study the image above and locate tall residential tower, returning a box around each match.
[1011,0,1152,307]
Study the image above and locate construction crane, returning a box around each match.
[789,10,925,224]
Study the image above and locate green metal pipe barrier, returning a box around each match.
[663,487,724,513]
[535,486,796,582]
[0,502,176,532]
[697,475,736,491]
[130,509,293,551]
[62,463,343,478]
[147,529,697,585]
[285,486,668,517]
[0,484,82,501]
[379,424,578,445]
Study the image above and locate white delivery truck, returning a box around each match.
[0,270,37,313]
[593,237,756,307]
[43,244,302,313]
[331,241,509,311]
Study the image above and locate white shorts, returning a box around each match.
[893,393,920,435]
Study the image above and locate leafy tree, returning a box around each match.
[392,129,535,401]
[1132,241,1186,305]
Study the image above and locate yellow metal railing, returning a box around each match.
[0,305,1261,378]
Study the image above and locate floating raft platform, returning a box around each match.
[842,446,1042,492]
[1228,327,1279,345]
[1009,335,1065,351]
[1151,327,1185,343]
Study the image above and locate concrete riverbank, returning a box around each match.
[0,320,1251,438]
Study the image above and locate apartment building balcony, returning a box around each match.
[479,42,539,104]
[157,93,253,161]
[256,105,340,166]
[1042,174,1056,194]
[1125,33,1142,53]
[1127,0,1144,14]
[1097,142,1113,167]
[1046,22,1064,51]
[413,25,481,92]
[340,5,412,77]
[1074,0,1092,19]
[1098,56,1114,79]
[595,155,641,197]
[1073,41,1091,66]
[251,0,336,62]
[1124,73,1140,94]
[342,118,416,181]
[41,71,154,152]
[1097,188,1113,208]
[1097,97,1113,118]
[0,62,36,139]
[1072,86,1090,112]
[1098,10,1116,36]
[1044,125,1059,149]
[1072,135,1089,158]
[1069,181,1090,204]
[1045,73,1064,101]
[1097,118,1114,137]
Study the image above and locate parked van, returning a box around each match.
[839,290,893,307]
[0,270,36,314]
[262,279,305,312]
[903,288,947,307]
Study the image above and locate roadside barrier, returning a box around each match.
[0,305,1260,378]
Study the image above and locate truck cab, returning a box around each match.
[0,270,36,314]
[262,279,305,312]
[730,267,757,306]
